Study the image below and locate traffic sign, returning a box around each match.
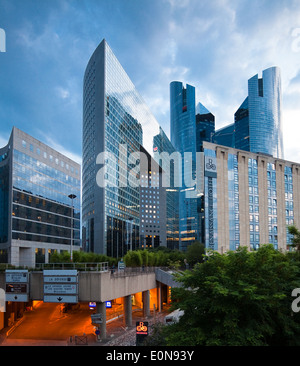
[5,269,29,302]
[43,284,77,294]
[43,270,78,303]
[44,295,78,303]
[5,270,28,283]
[91,313,103,324]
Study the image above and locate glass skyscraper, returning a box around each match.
[235,66,284,158]
[82,39,161,256]
[170,81,199,251]
[0,127,81,266]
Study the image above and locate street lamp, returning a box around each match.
[129,217,133,251]
[68,194,77,261]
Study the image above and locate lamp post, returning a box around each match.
[129,217,133,251]
[68,194,77,261]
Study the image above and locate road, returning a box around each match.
[1,302,94,345]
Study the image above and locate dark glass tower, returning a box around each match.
[195,102,215,152]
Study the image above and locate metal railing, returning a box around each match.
[110,266,157,277]
[35,262,109,272]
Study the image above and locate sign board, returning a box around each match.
[44,284,77,294]
[43,270,78,303]
[5,270,28,283]
[91,313,103,324]
[118,259,125,271]
[44,295,78,303]
[136,321,149,346]
[5,270,29,302]
[205,156,217,178]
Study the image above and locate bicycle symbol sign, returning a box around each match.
[206,158,216,171]
[136,321,148,335]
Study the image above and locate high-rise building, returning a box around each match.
[202,141,300,252]
[139,145,167,249]
[82,39,162,256]
[153,127,179,249]
[214,123,235,148]
[170,81,199,251]
[234,66,284,158]
[195,102,215,152]
[0,127,81,266]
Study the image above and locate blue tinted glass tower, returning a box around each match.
[235,66,284,158]
[170,81,199,251]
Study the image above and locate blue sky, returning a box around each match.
[1,0,300,164]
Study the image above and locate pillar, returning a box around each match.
[124,295,132,327]
[142,290,150,318]
[96,301,106,340]
[157,282,162,312]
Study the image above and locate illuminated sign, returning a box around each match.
[106,301,112,308]
[136,321,148,335]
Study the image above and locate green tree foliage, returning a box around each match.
[185,241,205,267]
[288,225,300,251]
[159,245,300,346]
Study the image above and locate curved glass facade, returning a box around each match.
[248,67,283,158]
[170,81,199,251]
[235,67,283,159]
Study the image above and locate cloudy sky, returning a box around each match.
[0,0,300,164]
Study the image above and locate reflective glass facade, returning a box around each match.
[0,127,81,266]
[82,39,161,256]
[170,81,199,251]
[235,67,284,159]
[153,127,179,249]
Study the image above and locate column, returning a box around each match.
[124,295,132,327]
[157,282,162,312]
[96,301,106,340]
[142,290,150,318]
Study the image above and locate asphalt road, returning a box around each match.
[2,302,94,345]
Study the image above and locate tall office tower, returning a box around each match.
[139,145,166,249]
[82,39,161,256]
[214,123,235,148]
[170,81,199,251]
[195,102,215,152]
[153,127,179,249]
[0,127,81,267]
[234,66,284,158]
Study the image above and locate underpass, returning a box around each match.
[0,265,178,345]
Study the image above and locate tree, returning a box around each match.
[163,245,300,346]
[288,225,300,251]
[185,241,205,267]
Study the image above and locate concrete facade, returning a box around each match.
[203,141,300,252]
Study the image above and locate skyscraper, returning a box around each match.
[153,127,179,249]
[235,66,284,158]
[82,39,161,256]
[170,81,199,251]
[0,127,81,266]
[195,102,215,152]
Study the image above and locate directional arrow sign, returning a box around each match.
[44,295,78,303]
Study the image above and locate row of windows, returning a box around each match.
[21,140,79,176]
